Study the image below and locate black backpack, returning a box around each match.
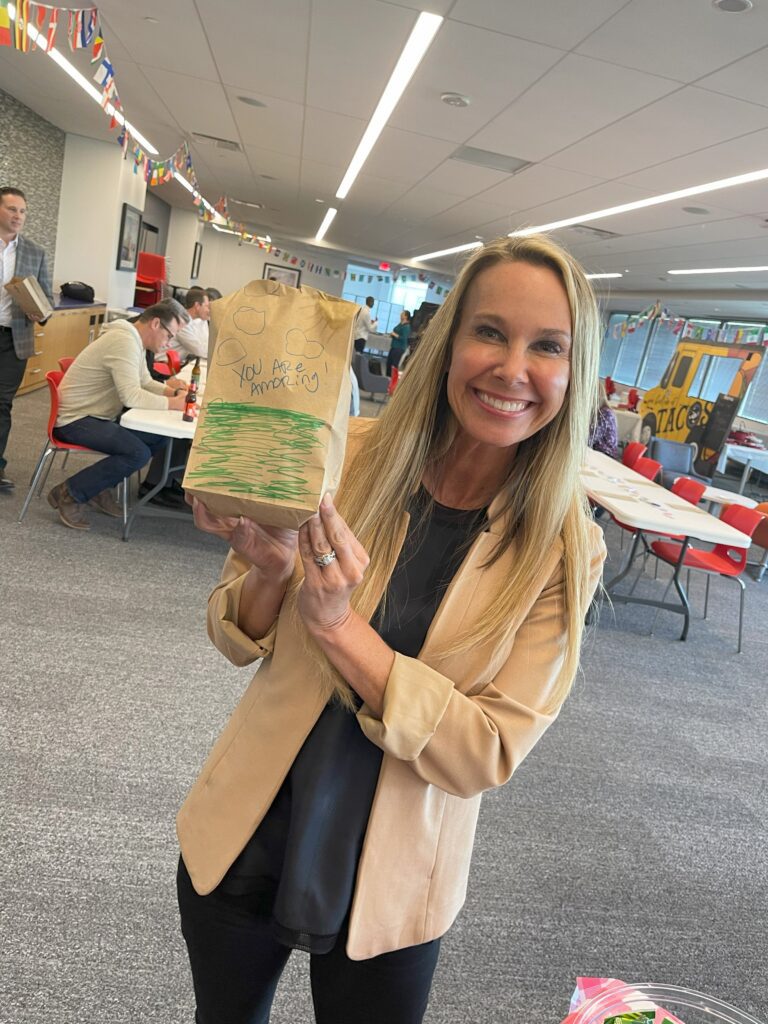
[60,281,95,303]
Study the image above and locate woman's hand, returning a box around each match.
[190,497,298,578]
[297,494,370,635]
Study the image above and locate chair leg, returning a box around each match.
[734,575,746,654]
[121,475,129,525]
[703,574,711,620]
[19,445,54,523]
[37,448,58,496]
[61,451,70,471]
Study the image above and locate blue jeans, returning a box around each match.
[53,416,167,503]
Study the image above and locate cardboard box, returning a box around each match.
[5,275,53,320]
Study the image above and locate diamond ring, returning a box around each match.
[314,550,337,568]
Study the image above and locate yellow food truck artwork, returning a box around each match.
[639,339,763,477]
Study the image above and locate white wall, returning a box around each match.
[199,227,348,297]
[165,207,202,289]
[54,133,146,308]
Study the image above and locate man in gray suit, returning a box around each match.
[0,186,54,490]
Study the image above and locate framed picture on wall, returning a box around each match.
[116,203,142,272]
[262,262,301,288]
[191,241,203,280]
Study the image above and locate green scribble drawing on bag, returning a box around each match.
[186,401,325,502]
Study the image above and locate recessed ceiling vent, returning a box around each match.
[191,132,242,152]
[566,223,622,240]
[450,145,530,175]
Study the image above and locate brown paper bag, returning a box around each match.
[5,275,53,319]
[183,279,359,529]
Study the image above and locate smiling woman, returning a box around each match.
[177,233,607,1024]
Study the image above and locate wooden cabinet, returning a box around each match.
[18,305,107,395]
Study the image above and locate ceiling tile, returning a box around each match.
[469,53,678,163]
[417,160,511,198]
[197,0,310,104]
[359,127,456,186]
[576,0,768,83]
[616,127,768,197]
[549,87,768,178]
[140,66,239,141]
[388,19,563,143]
[696,49,768,109]
[478,163,605,212]
[228,89,304,156]
[98,0,218,79]
[301,108,367,167]
[307,0,417,120]
[449,0,629,50]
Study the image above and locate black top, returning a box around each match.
[217,488,488,952]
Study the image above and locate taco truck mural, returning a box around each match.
[639,331,764,478]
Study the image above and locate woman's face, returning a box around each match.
[400,311,408,323]
[446,260,572,452]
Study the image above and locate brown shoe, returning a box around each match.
[48,482,90,530]
[89,488,123,518]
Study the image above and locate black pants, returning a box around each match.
[386,347,405,377]
[0,328,27,472]
[177,858,441,1024]
[353,338,366,353]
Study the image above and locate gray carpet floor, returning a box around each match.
[2,386,767,1024]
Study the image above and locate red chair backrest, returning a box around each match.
[45,370,64,442]
[622,441,647,468]
[58,356,75,373]
[137,252,167,282]
[165,349,182,375]
[152,359,171,378]
[671,476,707,505]
[633,456,661,482]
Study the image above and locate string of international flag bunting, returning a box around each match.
[0,0,451,289]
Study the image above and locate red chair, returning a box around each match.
[58,356,75,373]
[650,504,764,652]
[633,456,661,482]
[134,252,166,308]
[152,348,182,378]
[18,371,125,523]
[165,348,182,375]
[387,366,400,396]
[622,441,646,468]
[670,476,706,505]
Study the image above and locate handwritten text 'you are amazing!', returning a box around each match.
[233,357,323,397]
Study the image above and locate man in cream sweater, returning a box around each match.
[48,298,190,530]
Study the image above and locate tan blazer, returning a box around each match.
[177,422,606,960]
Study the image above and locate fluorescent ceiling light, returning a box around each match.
[335,12,443,200]
[315,207,338,242]
[667,265,768,275]
[413,164,768,263]
[8,3,157,154]
[585,272,623,279]
[412,241,482,261]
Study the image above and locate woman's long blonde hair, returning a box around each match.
[303,234,601,713]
